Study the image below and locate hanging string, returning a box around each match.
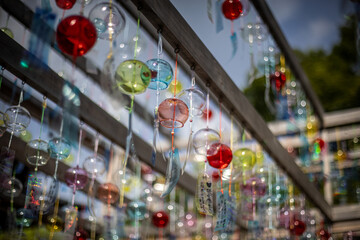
[182,68,195,174]
[79,0,86,16]
[218,100,223,194]
[88,133,100,217]
[206,86,210,129]
[8,81,25,150]
[107,0,114,59]
[229,115,233,196]
[34,97,47,174]
[72,122,84,207]
[133,13,140,60]
[171,52,179,152]
[38,179,47,226]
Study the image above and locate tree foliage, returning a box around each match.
[244,15,360,120]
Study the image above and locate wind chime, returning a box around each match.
[157,49,189,198]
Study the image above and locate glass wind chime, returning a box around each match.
[114,13,150,206]
[146,30,173,167]
[177,67,205,174]
[158,50,189,198]
[194,85,220,216]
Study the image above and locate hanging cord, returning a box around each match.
[218,100,224,194]
[182,67,195,174]
[107,0,114,59]
[171,51,179,153]
[229,115,233,196]
[72,121,84,207]
[88,132,100,217]
[133,13,140,60]
[8,81,25,150]
[34,96,47,173]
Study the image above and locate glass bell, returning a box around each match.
[88,2,126,40]
[16,208,34,227]
[158,98,189,128]
[26,139,50,166]
[177,88,205,116]
[127,200,147,220]
[233,148,256,171]
[206,143,233,169]
[146,59,173,90]
[97,183,120,204]
[48,137,71,160]
[114,60,151,95]
[65,166,88,190]
[192,128,220,155]
[56,15,97,58]
[83,155,106,176]
[46,215,64,232]
[4,106,31,132]
[1,177,23,197]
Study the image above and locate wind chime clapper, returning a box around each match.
[177,64,206,175]
[157,47,188,198]
[148,27,174,168]
[83,132,106,217]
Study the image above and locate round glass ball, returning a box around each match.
[177,88,206,116]
[4,106,31,133]
[270,71,286,92]
[152,211,169,228]
[97,183,119,204]
[289,219,307,236]
[222,0,243,20]
[83,155,106,176]
[233,148,256,171]
[16,208,34,227]
[158,98,189,128]
[74,228,89,240]
[207,143,233,169]
[114,60,151,95]
[46,215,64,232]
[88,2,125,40]
[55,0,76,10]
[146,58,173,90]
[241,176,267,197]
[1,177,23,197]
[127,200,147,220]
[26,139,50,167]
[64,166,88,190]
[48,137,71,160]
[56,15,97,58]
[193,128,221,155]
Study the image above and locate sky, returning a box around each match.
[170,0,355,89]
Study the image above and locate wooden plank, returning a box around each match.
[0,31,197,195]
[119,0,332,220]
[0,0,171,141]
[250,0,325,128]
[332,204,360,222]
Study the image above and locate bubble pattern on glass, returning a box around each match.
[146,59,173,90]
[88,2,126,40]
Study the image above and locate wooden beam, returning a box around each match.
[118,0,332,220]
[0,31,197,195]
[0,0,171,141]
[250,0,325,128]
